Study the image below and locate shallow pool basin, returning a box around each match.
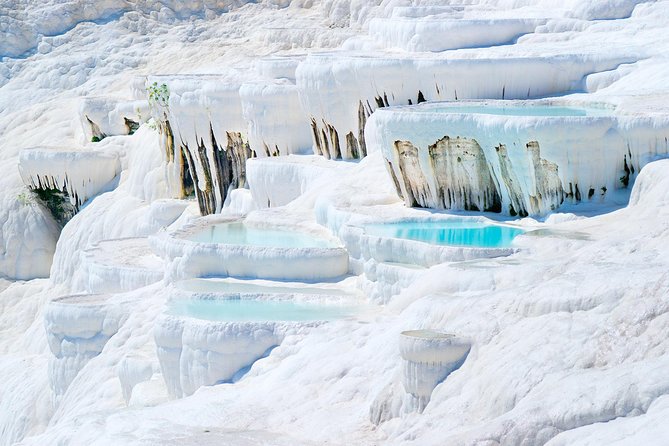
[187,222,336,248]
[364,221,524,248]
[156,292,356,398]
[168,297,356,322]
[339,217,521,269]
[151,217,349,281]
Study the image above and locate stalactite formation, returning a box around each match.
[428,136,501,212]
[386,136,568,216]
[25,174,80,225]
[494,144,528,216]
[392,140,431,207]
[178,127,253,216]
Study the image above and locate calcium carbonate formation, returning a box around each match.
[3,1,669,445]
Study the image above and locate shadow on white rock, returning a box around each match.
[44,294,127,401]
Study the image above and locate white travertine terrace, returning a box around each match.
[18,146,121,218]
[240,81,313,157]
[150,216,349,282]
[368,18,546,52]
[155,313,306,398]
[79,237,165,293]
[79,97,149,143]
[366,100,669,216]
[296,52,636,160]
[44,294,126,399]
[246,155,342,208]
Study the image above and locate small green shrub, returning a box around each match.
[148,82,170,108]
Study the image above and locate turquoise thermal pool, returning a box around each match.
[177,279,351,296]
[167,298,356,322]
[364,221,524,248]
[421,104,611,117]
[187,222,336,249]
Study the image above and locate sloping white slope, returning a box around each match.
[1,0,669,445]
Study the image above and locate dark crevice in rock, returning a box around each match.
[86,115,107,142]
[320,128,331,159]
[620,153,633,187]
[185,127,253,216]
[225,131,252,193]
[182,144,204,211]
[357,100,369,158]
[124,117,140,135]
[196,137,216,215]
[417,90,426,104]
[179,146,195,198]
[27,174,80,226]
[326,123,342,159]
[385,160,403,198]
[310,117,323,157]
[347,132,359,159]
[162,118,176,163]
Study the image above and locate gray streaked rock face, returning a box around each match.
[428,136,502,212]
[386,136,565,216]
[393,140,431,207]
[495,143,531,217]
[158,117,252,216]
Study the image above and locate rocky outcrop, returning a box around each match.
[179,129,252,216]
[393,140,431,207]
[387,136,564,216]
[494,144,529,216]
[428,136,501,212]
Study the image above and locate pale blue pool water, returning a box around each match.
[168,298,355,322]
[365,221,524,248]
[426,105,610,117]
[188,222,336,248]
[177,279,350,296]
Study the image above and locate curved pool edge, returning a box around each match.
[150,216,350,281]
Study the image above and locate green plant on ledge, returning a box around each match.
[30,187,76,226]
[148,82,170,109]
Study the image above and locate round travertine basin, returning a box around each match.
[151,216,349,281]
[399,330,471,411]
[399,330,471,364]
[44,294,126,397]
[81,237,164,293]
